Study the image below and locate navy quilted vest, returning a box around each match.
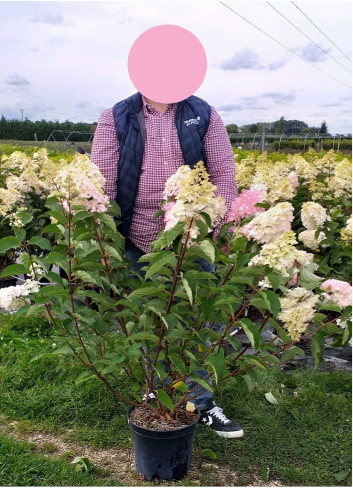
[113,92,211,238]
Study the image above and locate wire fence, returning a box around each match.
[229,133,352,152]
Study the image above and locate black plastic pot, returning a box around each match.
[0,277,17,288]
[128,405,199,481]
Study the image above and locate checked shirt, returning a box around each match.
[91,96,237,253]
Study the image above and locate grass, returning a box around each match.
[0,313,352,486]
[0,433,123,486]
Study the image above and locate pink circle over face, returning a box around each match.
[128,25,207,103]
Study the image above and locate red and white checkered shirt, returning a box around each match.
[91,96,237,253]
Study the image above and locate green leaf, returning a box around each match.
[237,318,262,350]
[71,456,93,473]
[317,302,341,313]
[202,449,217,460]
[189,375,213,393]
[268,318,291,343]
[42,223,63,235]
[199,239,215,264]
[260,467,270,482]
[261,290,281,318]
[72,210,92,223]
[0,264,29,278]
[0,236,20,253]
[342,320,352,346]
[169,354,188,375]
[267,273,280,290]
[333,469,350,482]
[242,374,255,392]
[105,245,123,261]
[341,306,352,322]
[38,285,68,298]
[128,285,165,300]
[288,408,300,422]
[181,271,197,306]
[74,270,100,286]
[298,264,324,289]
[246,355,267,370]
[265,392,278,404]
[127,332,159,342]
[156,389,174,412]
[195,218,210,236]
[43,251,67,265]
[75,371,96,386]
[16,211,33,225]
[172,381,189,393]
[96,213,117,231]
[29,236,52,250]
[145,251,174,279]
[311,333,325,370]
[201,296,215,321]
[14,228,26,243]
[262,351,281,365]
[205,353,226,384]
[154,363,168,381]
[152,222,185,250]
[46,210,67,225]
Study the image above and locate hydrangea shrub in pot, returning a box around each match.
[0,151,351,481]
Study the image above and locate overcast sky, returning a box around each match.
[1,0,352,134]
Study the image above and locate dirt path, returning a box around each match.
[0,419,283,486]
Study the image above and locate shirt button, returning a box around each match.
[164,161,168,165]
[162,138,166,142]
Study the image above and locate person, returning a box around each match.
[91,91,244,438]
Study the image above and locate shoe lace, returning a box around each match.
[208,406,230,423]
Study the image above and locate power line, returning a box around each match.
[291,1,352,63]
[218,1,352,89]
[266,1,351,73]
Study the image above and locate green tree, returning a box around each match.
[226,123,239,134]
[273,116,285,134]
[319,120,328,134]
[283,120,309,136]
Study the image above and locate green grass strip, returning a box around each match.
[0,433,122,486]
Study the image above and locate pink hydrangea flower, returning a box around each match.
[227,187,266,224]
[163,201,177,231]
[320,279,352,308]
[289,172,299,190]
[287,272,299,287]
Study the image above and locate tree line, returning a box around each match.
[226,117,350,137]
[0,116,96,141]
[0,115,350,141]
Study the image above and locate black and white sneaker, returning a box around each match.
[142,392,156,402]
[199,399,244,438]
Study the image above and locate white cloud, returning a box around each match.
[0,0,351,134]
[5,74,31,86]
[220,48,264,71]
[296,43,331,63]
[31,13,65,25]
[268,58,287,71]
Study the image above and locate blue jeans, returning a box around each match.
[125,238,213,410]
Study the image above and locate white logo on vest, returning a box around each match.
[184,116,201,126]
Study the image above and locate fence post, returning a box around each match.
[260,128,265,154]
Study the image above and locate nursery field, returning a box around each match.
[0,145,352,486]
[0,313,351,487]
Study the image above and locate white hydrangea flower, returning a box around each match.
[301,202,329,230]
[278,287,318,341]
[298,229,327,250]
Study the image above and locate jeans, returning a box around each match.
[125,238,213,410]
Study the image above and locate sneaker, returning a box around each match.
[142,392,156,401]
[199,399,244,438]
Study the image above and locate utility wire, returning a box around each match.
[291,1,352,62]
[219,1,352,88]
[266,1,351,73]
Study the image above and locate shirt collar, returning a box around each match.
[141,94,176,112]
